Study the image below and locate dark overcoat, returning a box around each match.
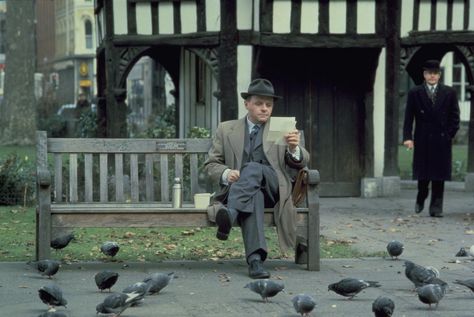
[403,83,460,180]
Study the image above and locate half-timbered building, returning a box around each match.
[94,0,474,197]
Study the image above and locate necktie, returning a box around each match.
[249,125,260,148]
[429,86,436,103]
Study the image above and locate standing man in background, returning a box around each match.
[403,59,460,217]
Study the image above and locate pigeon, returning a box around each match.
[95,270,119,292]
[122,282,148,305]
[100,241,120,257]
[455,247,468,257]
[143,272,174,295]
[404,261,438,288]
[453,278,474,293]
[469,245,474,257]
[38,311,68,317]
[292,294,316,317]
[372,296,395,317]
[386,240,404,259]
[416,282,447,309]
[29,259,61,278]
[96,292,140,317]
[244,279,285,302]
[50,232,75,250]
[38,284,68,309]
[328,278,381,299]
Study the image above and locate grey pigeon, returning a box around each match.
[455,247,468,257]
[453,278,474,293]
[29,259,61,278]
[122,282,148,305]
[50,232,74,250]
[328,278,381,299]
[372,296,395,317]
[416,283,447,309]
[38,311,68,317]
[96,292,140,316]
[95,270,119,292]
[244,279,285,302]
[143,272,174,295]
[386,240,404,259]
[404,261,438,288]
[38,284,68,309]
[100,241,120,257]
[292,294,316,317]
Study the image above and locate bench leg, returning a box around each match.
[36,194,51,260]
[307,204,320,271]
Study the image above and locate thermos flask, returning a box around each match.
[172,177,183,208]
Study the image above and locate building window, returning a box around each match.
[452,55,471,102]
[85,20,93,49]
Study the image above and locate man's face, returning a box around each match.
[423,70,441,86]
[245,95,274,124]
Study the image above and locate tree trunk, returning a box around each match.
[0,0,36,145]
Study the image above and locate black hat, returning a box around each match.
[423,60,441,71]
[240,78,282,99]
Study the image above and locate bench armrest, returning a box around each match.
[37,168,51,187]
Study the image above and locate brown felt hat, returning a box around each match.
[240,78,282,99]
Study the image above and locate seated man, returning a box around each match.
[204,78,310,278]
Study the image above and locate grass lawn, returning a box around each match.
[398,144,467,180]
[0,145,36,161]
[0,206,384,262]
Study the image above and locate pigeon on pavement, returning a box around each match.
[372,296,395,317]
[38,284,68,309]
[453,278,474,293]
[143,272,174,295]
[100,241,120,257]
[455,247,468,257]
[244,279,285,302]
[96,292,140,316]
[29,259,61,278]
[50,232,75,250]
[416,282,447,309]
[122,282,148,305]
[38,311,68,317]
[386,240,404,259]
[328,278,381,299]
[404,261,438,288]
[291,294,316,317]
[95,270,119,292]
[469,245,474,257]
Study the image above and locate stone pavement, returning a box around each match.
[1,187,474,317]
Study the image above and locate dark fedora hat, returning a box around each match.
[423,59,441,71]
[240,78,282,99]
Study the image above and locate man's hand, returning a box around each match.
[227,170,240,183]
[403,140,414,150]
[285,129,300,153]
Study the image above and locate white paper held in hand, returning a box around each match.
[267,117,297,145]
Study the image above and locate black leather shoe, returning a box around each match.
[248,260,270,279]
[415,202,424,214]
[430,213,444,218]
[215,206,233,240]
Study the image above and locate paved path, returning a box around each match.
[1,187,474,316]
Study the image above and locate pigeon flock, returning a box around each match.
[24,233,474,316]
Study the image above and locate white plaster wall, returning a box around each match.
[237,0,253,30]
[329,0,346,33]
[113,0,128,35]
[452,0,464,30]
[272,1,291,33]
[373,48,386,177]
[181,2,197,33]
[136,3,152,35]
[418,0,431,31]
[237,45,253,118]
[435,0,448,30]
[158,2,174,34]
[470,1,474,30]
[253,0,260,31]
[300,0,318,34]
[357,0,375,34]
[206,0,221,31]
[400,0,414,37]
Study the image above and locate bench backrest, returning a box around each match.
[36,131,212,203]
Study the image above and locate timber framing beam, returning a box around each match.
[112,32,220,47]
[402,31,474,45]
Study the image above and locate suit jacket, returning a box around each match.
[204,117,310,251]
[403,83,460,180]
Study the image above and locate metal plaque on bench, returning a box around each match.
[156,140,187,152]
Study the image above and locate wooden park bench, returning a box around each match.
[35,130,321,270]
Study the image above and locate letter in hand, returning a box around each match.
[285,129,300,153]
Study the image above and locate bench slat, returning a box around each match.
[115,154,124,202]
[130,154,139,202]
[54,154,62,202]
[175,153,183,182]
[99,154,108,202]
[84,154,93,202]
[69,154,78,202]
[190,154,198,196]
[160,154,169,202]
[145,154,154,201]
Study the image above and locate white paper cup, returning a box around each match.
[194,193,211,209]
